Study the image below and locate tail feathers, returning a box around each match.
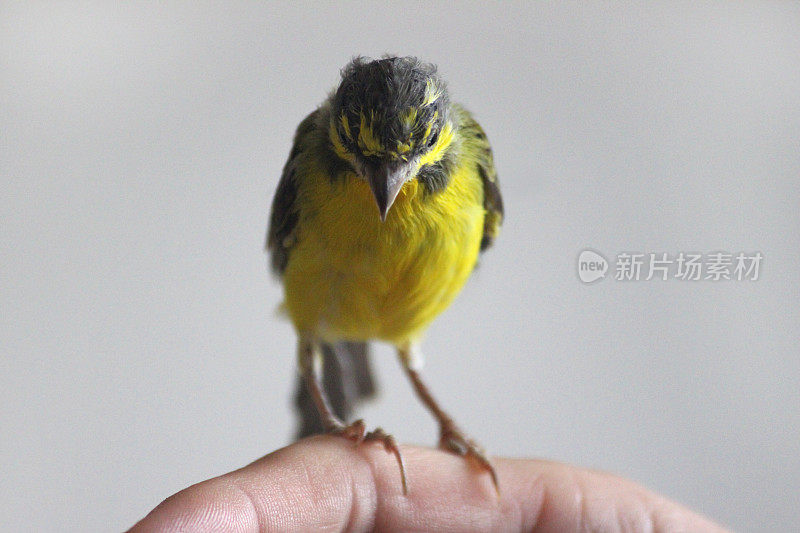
[294,341,376,440]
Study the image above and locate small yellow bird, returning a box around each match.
[267,56,503,492]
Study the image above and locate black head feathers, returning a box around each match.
[331,56,450,160]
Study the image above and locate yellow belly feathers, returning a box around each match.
[283,159,484,345]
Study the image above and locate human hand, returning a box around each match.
[129,436,728,532]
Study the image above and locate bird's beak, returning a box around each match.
[365,162,410,222]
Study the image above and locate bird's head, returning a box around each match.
[328,56,454,221]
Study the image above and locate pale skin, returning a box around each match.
[129,436,729,532]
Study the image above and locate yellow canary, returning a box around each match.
[267,56,503,493]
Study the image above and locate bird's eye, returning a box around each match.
[427,131,439,148]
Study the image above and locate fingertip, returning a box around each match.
[128,477,260,532]
[130,437,376,532]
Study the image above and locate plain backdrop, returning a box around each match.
[2,2,799,531]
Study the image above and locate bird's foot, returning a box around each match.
[328,420,407,494]
[328,418,367,442]
[439,422,499,494]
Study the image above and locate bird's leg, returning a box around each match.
[398,345,499,492]
[298,338,360,436]
[298,338,407,493]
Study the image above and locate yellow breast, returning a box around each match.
[282,159,484,345]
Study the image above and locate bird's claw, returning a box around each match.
[365,427,408,494]
[328,420,407,495]
[439,423,499,495]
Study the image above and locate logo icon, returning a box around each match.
[577,249,608,283]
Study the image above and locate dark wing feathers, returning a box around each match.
[266,110,318,274]
[456,106,504,251]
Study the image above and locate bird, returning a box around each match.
[266,56,503,493]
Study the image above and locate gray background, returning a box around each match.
[2,2,798,531]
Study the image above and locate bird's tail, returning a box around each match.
[294,341,376,439]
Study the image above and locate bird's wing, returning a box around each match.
[458,108,504,251]
[266,109,319,274]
